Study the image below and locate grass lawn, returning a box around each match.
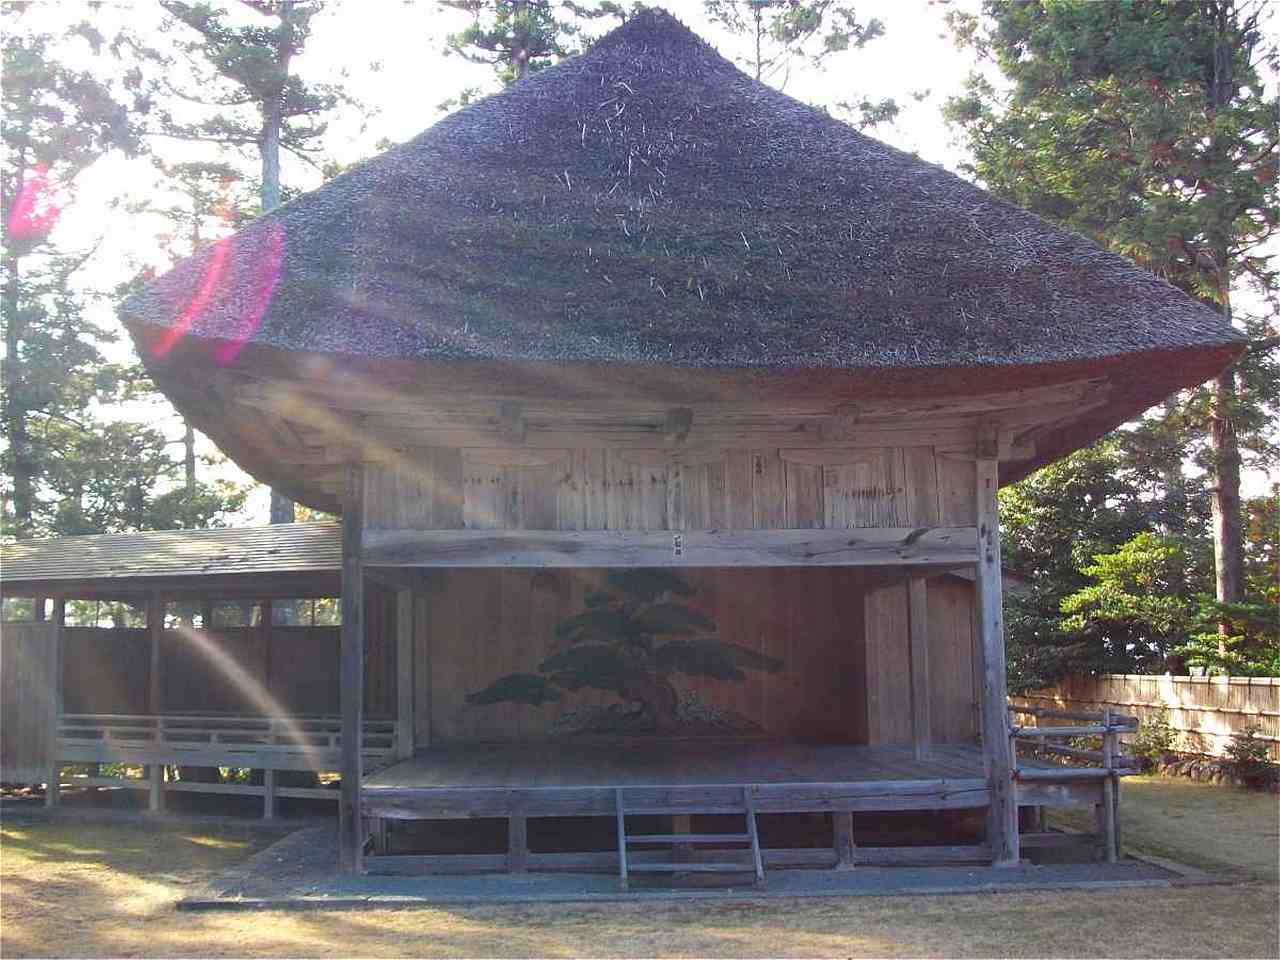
[2,775,1277,959]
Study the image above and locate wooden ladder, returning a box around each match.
[614,786,765,890]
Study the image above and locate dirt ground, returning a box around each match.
[2,775,1277,958]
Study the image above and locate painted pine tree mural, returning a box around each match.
[466,569,783,734]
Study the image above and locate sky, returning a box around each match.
[16,0,1278,520]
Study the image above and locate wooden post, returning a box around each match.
[263,768,277,820]
[339,463,366,873]
[975,449,1019,867]
[395,588,414,761]
[1099,706,1118,862]
[45,596,64,808]
[147,591,164,814]
[508,800,528,873]
[833,811,856,870]
[672,812,692,863]
[907,577,932,760]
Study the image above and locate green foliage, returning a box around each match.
[1,11,247,538]
[156,1,349,167]
[1061,532,1203,658]
[703,0,884,84]
[946,0,1278,670]
[466,672,563,705]
[1223,726,1278,788]
[1130,706,1177,766]
[442,0,627,90]
[944,0,1277,302]
[704,0,894,128]
[652,639,782,683]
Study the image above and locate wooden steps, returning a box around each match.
[615,786,765,890]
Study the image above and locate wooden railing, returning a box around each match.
[1008,705,1139,862]
[50,713,399,817]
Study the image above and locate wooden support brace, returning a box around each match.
[149,765,165,814]
[508,804,529,873]
[833,812,856,870]
[263,768,277,819]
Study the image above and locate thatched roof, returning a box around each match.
[122,8,1242,376]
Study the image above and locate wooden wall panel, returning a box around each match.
[863,585,912,745]
[418,568,869,743]
[161,627,267,714]
[364,445,976,535]
[268,627,340,716]
[927,578,979,744]
[64,627,150,715]
[1,623,56,783]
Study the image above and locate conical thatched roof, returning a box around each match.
[123,8,1242,376]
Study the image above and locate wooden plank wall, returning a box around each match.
[1,623,57,783]
[863,452,978,745]
[58,596,396,719]
[861,578,979,747]
[63,627,149,714]
[415,567,869,743]
[365,445,970,532]
[1012,675,1280,761]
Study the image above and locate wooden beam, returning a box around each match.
[363,526,979,569]
[339,463,365,873]
[395,588,414,761]
[975,454,1018,867]
[907,577,932,761]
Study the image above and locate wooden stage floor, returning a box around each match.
[360,741,1023,820]
[365,741,992,790]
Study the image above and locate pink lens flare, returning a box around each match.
[7,165,64,241]
[148,221,285,363]
[150,236,234,358]
[213,221,285,365]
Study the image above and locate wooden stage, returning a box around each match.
[361,741,1014,820]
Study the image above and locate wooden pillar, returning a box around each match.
[395,588,415,761]
[975,447,1019,867]
[671,813,692,863]
[339,463,366,873]
[833,812,856,870]
[907,577,932,760]
[508,801,528,873]
[45,596,65,808]
[263,768,277,820]
[147,591,164,814]
[1099,706,1118,862]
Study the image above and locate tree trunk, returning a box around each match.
[183,419,196,492]
[1209,366,1245,635]
[3,251,33,538]
[263,1,295,524]
[621,673,680,734]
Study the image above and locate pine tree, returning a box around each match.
[156,0,359,523]
[2,16,144,537]
[945,0,1279,640]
